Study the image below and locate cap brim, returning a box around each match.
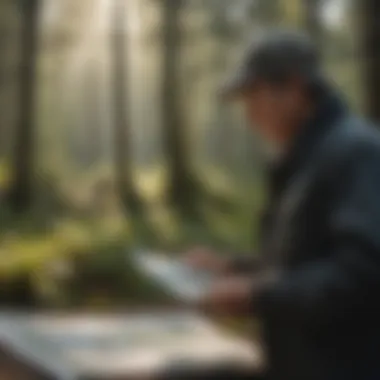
[218,70,258,101]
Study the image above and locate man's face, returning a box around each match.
[240,80,305,145]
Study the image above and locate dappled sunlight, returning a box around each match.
[135,166,167,202]
[0,0,360,312]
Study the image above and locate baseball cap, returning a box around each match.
[220,30,323,99]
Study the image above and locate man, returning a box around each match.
[162,30,380,380]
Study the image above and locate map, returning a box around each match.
[0,312,259,379]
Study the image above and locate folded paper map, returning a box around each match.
[131,250,215,303]
[0,312,260,379]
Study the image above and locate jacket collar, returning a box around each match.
[269,87,348,193]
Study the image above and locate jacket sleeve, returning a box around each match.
[256,142,380,328]
[228,255,262,274]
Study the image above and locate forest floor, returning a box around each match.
[0,166,264,309]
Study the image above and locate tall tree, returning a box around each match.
[207,1,235,169]
[359,0,380,122]
[281,0,323,46]
[111,0,140,211]
[0,1,18,159]
[83,65,103,167]
[282,0,304,27]
[304,0,323,44]
[8,0,40,213]
[161,0,197,214]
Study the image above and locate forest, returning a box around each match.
[0,0,378,310]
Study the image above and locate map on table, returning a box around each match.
[0,312,259,379]
[131,250,215,303]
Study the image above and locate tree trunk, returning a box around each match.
[282,0,303,27]
[161,0,196,213]
[8,0,40,213]
[213,6,235,171]
[304,0,323,45]
[83,66,103,167]
[111,0,139,211]
[0,2,18,159]
[359,0,380,122]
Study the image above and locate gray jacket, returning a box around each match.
[237,90,380,380]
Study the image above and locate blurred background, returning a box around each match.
[0,0,375,310]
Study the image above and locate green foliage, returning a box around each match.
[67,244,171,308]
[0,168,263,309]
[0,0,364,311]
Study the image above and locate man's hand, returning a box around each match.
[198,272,279,317]
[183,246,230,274]
[199,276,255,316]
